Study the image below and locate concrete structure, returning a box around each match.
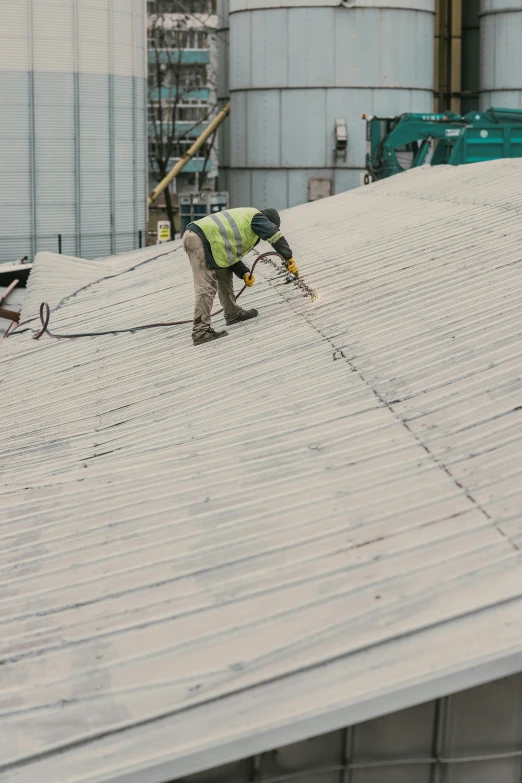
[0,0,147,264]
[147,0,220,195]
[480,0,522,109]
[224,0,434,209]
[2,159,522,782]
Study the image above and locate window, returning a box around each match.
[148,102,210,124]
[171,139,212,159]
[148,1,177,12]
[170,64,207,89]
[190,1,214,12]
[176,30,191,48]
[148,0,215,13]
[175,104,208,122]
[148,28,209,50]
[149,63,208,92]
[150,138,212,160]
[197,31,208,48]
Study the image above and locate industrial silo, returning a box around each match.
[480,0,522,109]
[0,0,147,263]
[227,0,434,209]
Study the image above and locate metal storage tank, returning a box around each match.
[0,0,147,263]
[227,0,434,210]
[480,0,522,109]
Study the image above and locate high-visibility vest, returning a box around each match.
[193,207,281,268]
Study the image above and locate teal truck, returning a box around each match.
[364,107,522,181]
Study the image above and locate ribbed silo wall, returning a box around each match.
[480,0,522,109]
[227,0,434,210]
[0,0,147,264]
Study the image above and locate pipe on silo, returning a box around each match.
[461,0,480,113]
[434,0,441,110]
[434,0,462,113]
[450,0,462,113]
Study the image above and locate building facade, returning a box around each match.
[147,0,219,201]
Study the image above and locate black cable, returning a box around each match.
[29,252,286,341]
[12,247,183,335]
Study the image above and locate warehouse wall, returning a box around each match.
[179,672,522,783]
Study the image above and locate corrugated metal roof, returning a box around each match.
[1,160,522,783]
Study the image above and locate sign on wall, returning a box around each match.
[157,221,172,244]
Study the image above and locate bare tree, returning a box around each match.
[148,3,218,228]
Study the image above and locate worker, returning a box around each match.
[183,207,299,345]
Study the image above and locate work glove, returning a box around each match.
[286,258,299,277]
[243,273,255,287]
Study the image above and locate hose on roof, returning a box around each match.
[27,251,287,341]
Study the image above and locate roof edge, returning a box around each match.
[12,641,522,783]
[104,646,522,783]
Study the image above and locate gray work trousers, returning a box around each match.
[183,230,242,338]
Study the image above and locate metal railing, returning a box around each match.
[0,230,146,264]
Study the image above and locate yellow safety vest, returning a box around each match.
[193,207,281,268]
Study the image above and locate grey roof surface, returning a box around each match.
[1,161,522,783]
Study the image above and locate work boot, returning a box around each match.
[193,327,228,346]
[225,308,258,326]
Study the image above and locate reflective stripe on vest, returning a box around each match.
[213,211,244,258]
[194,207,260,268]
[209,214,235,262]
[267,230,282,245]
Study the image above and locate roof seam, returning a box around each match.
[264,270,515,553]
[349,363,518,553]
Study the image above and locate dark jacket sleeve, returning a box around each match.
[251,213,293,260]
[231,260,250,279]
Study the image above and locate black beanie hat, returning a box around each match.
[261,208,281,228]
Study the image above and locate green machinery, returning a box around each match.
[365,107,522,181]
